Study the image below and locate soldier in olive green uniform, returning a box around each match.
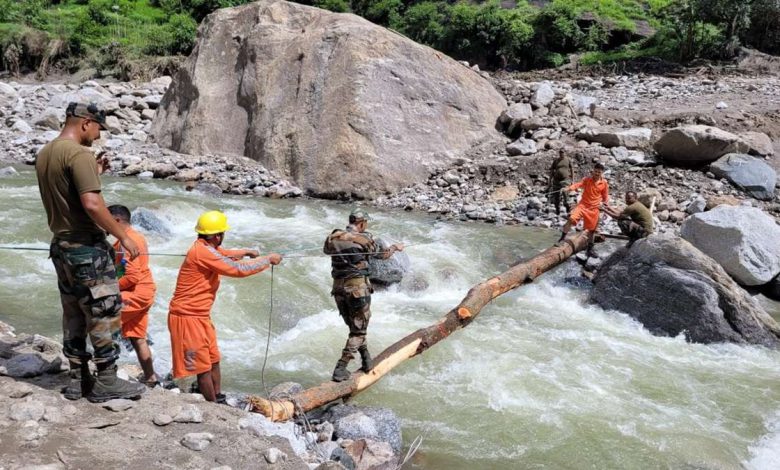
[549,150,574,215]
[36,102,146,402]
[604,191,654,246]
[324,209,404,382]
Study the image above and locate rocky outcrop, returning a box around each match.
[654,125,750,166]
[709,153,777,200]
[591,235,780,347]
[0,332,65,378]
[576,127,652,149]
[680,205,780,286]
[151,0,505,198]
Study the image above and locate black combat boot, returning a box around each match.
[332,360,351,382]
[358,346,373,373]
[62,362,94,400]
[86,363,146,403]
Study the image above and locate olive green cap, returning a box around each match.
[349,208,371,221]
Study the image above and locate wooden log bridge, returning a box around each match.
[249,232,590,421]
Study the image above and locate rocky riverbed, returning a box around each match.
[2,67,779,236]
[0,321,403,470]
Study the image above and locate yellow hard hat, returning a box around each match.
[195,210,230,235]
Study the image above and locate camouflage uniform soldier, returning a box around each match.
[36,102,146,402]
[324,209,404,382]
[549,149,574,216]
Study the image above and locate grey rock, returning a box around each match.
[368,239,410,286]
[143,94,163,109]
[132,130,148,142]
[3,351,61,378]
[322,405,402,454]
[9,400,45,422]
[591,234,780,346]
[317,421,335,442]
[315,462,348,470]
[141,108,156,121]
[681,205,780,286]
[137,171,154,180]
[193,182,223,196]
[33,108,64,130]
[47,88,112,108]
[329,447,355,470]
[12,120,33,133]
[507,138,537,156]
[716,101,728,109]
[173,404,203,423]
[104,115,123,134]
[102,399,136,412]
[153,413,173,426]
[149,162,177,178]
[131,208,172,237]
[569,94,597,116]
[104,138,125,149]
[7,382,33,398]
[654,125,750,165]
[152,0,505,198]
[181,432,214,451]
[709,153,777,201]
[686,197,706,214]
[342,439,397,470]
[238,414,307,455]
[264,447,287,464]
[114,108,141,123]
[740,131,774,156]
[531,83,555,107]
[0,81,19,108]
[577,127,651,149]
[499,102,533,134]
[119,95,136,108]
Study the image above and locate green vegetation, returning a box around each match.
[1,0,779,78]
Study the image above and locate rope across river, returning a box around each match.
[0,244,417,258]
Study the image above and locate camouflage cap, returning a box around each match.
[66,102,108,130]
[349,207,371,221]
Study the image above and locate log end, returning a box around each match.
[457,307,472,320]
[248,396,296,422]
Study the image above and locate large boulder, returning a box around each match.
[577,127,652,149]
[740,131,774,157]
[653,125,750,166]
[368,239,410,285]
[0,82,19,108]
[591,234,780,347]
[680,206,780,286]
[709,153,777,201]
[151,0,505,198]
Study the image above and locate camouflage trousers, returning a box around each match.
[332,277,372,363]
[550,179,571,214]
[50,236,122,366]
[618,219,648,243]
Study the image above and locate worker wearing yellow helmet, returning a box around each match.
[167,210,282,402]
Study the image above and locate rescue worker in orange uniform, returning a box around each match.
[559,162,609,255]
[108,205,159,386]
[167,210,282,402]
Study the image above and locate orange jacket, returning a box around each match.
[113,227,156,303]
[168,239,270,317]
[569,177,609,209]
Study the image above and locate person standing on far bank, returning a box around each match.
[35,102,146,403]
[549,149,574,216]
[324,208,404,382]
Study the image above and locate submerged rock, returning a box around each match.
[591,234,780,347]
[131,207,172,237]
[368,239,410,286]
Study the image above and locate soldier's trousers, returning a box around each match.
[618,219,648,243]
[332,277,372,363]
[50,237,122,366]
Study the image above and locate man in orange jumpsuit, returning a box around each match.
[168,210,282,402]
[559,163,609,255]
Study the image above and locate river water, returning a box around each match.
[2,167,780,469]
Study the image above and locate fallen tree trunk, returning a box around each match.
[249,232,590,421]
